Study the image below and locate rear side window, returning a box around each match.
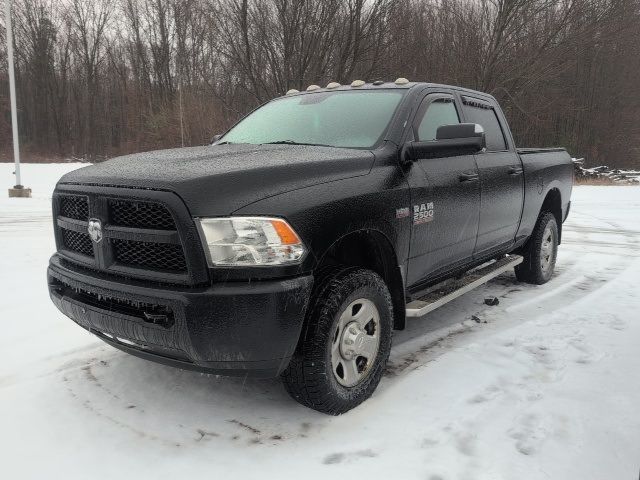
[462,99,507,151]
[416,98,460,141]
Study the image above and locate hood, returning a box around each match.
[59,144,374,215]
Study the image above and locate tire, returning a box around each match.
[515,211,559,284]
[281,266,393,415]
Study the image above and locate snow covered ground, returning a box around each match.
[1,163,639,480]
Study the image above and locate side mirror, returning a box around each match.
[210,134,222,145]
[401,123,486,164]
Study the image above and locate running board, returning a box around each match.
[405,255,523,318]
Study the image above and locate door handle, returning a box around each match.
[508,166,523,176]
[459,172,479,183]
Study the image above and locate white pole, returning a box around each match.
[4,0,22,187]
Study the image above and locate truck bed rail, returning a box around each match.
[517,147,567,155]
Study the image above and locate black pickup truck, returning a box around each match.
[48,79,573,414]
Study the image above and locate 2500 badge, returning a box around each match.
[413,202,434,225]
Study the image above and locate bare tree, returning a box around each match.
[1,0,639,167]
[68,0,113,156]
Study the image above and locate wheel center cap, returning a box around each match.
[340,322,363,360]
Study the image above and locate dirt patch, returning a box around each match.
[228,419,261,435]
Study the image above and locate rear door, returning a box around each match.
[406,92,481,287]
[460,96,524,257]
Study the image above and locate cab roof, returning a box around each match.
[280,80,495,102]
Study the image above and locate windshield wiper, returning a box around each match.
[262,140,332,147]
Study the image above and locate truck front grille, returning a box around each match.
[62,229,94,257]
[112,239,186,272]
[60,195,89,220]
[53,188,208,285]
[108,200,176,230]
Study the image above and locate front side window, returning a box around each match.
[220,90,405,149]
[416,98,460,141]
[461,101,507,151]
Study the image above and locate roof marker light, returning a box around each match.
[286,89,299,95]
[350,80,365,87]
[326,82,341,89]
[394,77,409,85]
[306,84,320,91]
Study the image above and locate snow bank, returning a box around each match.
[574,160,640,184]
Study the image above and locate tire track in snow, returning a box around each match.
[385,217,635,382]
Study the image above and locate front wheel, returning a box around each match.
[281,267,393,415]
[515,211,559,284]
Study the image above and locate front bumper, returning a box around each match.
[48,254,313,377]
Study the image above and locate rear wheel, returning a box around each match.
[281,267,393,415]
[515,211,558,284]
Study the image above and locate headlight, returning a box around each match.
[196,217,306,267]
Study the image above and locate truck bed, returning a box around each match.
[515,148,573,243]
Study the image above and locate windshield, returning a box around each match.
[219,90,405,149]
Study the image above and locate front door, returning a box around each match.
[406,93,481,287]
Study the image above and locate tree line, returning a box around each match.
[1,0,639,167]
